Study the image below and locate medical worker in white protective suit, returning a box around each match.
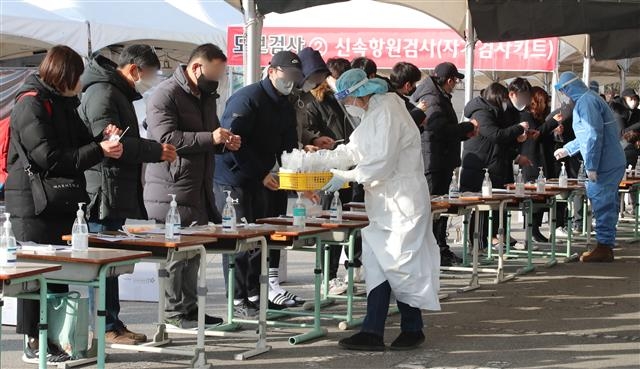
[554,72,625,262]
[322,68,440,351]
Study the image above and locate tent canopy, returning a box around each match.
[0,1,89,58]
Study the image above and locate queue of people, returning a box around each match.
[3,41,636,361]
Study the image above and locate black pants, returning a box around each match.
[215,183,286,299]
[321,188,362,280]
[426,170,453,250]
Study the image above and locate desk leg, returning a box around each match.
[95,268,108,368]
[151,260,170,344]
[339,230,361,330]
[189,246,209,369]
[546,198,558,268]
[235,237,271,360]
[517,200,536,275]
[288,236,328,344]
[38,277,47,369]
[461,211,470,267]
[458,208,480,292]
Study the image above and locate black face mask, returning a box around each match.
[197,66,219,95]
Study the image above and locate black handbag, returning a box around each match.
[11,139,88,215]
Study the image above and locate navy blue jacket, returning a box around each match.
[215,78,298,187]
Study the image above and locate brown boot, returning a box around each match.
[105,328,138,345]
[580,244,614,262]
[120,326,147,343]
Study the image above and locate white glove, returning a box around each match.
[321,169,354,193]
[554,148,569,160]
[587,171,598,182]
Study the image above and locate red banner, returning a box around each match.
[227,27,558,72]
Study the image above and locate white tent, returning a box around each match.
[0,1,89,58]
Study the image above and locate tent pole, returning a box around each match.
[464,8,475,106]
[551,41,560,109]
[582,34,591,84]
[618,58,629,92]
[242,0,263,86]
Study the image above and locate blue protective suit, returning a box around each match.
[557,72,625,246]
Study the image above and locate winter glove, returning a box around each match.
[587,171,598,182]
[554,148,569,160]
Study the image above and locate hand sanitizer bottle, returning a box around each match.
[482,168,493,198]
[536,167,546,193]
[0,213,17,267]
[559,162,568,188]
[71,203,88,251]
[515,169,525,196]
[293,192,307,227]
[578,161,587,181]
[330,191,343,223]
[165,194,181,240]
[449,169,460,199]
[222,190,237,232]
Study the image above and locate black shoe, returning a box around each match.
[338,332,385,351]
[233,300,259,319]
[440,248,462,266]
[532,228,549,243]
[390,331,425,351]
[185,311,223,326]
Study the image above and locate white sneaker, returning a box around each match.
[513,241,540,251]
[555,227,570,238]
[325,278,348,296]
[353,266,365,283]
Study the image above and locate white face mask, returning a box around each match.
[345,104,366,118]
[502,102,508,111]
[626,98,638,110]
[510,95,527,111]
[301,80,316,93]
[559,92,572,105]
[134,77,155,94]
[274,77,294,95]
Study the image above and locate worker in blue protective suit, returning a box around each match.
[553,72,625,262]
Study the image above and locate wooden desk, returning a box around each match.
[18,248,149,369]
[1,263,62,369]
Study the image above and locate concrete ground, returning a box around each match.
[2,222,639,369]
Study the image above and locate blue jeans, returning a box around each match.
[88,219,126,331]
[361,281,423,337]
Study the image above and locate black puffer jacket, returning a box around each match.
[413,76,475,174]
[461,97,524,188]
[78,55,163,221]
[6,75,103,242]
[144,65,224,225]
[305,90,354,142]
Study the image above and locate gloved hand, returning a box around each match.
[322,169,353,193]
[587,171,598,182]
[554,148,569,160]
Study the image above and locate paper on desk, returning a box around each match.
[93,234,141,242]
[19,242,68,251]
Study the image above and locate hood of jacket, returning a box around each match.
[81,55,141,102]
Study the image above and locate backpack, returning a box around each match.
[0,91,52,185]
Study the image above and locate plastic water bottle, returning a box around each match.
[222,190,237,232]
[293,192,306,227]
[515,169,526,196]
[578,161,587,181]
[71,203,88,251]
[536,167,546,193]
[481,168,493,198]
[330,191,343,223]
[0,213,17,267]
[635,157,640,177]
[559,162,568,188]
[165,194,181,240]
[448,169,460,199]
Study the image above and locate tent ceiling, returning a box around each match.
[225,0,347,14]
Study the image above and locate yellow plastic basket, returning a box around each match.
[278,171,349,191]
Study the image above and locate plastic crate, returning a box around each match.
[278,171,348,191]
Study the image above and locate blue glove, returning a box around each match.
[322,169,353,193]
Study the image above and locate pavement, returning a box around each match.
[2,222,639,369]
